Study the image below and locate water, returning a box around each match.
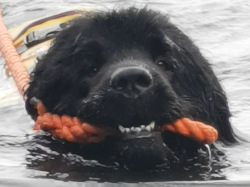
[0,0,250,186]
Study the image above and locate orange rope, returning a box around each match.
[35,102,218,144]
[34,102,112,143]
[163,118,218,144]
[0,10,30,95]
[0,9,218,144]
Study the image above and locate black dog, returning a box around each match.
[25,8,236,168]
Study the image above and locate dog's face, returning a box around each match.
[26,8,235,168]
[76,38,182,128]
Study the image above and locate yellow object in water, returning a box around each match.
[8,9,93,72]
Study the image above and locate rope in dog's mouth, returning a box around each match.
[34,101,218,144]
[0,9,218,145]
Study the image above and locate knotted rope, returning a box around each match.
[35,102,218,144]
[34,101,111,143]
[0,9,218,144]
[163,118,218,144]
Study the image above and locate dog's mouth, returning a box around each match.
[33,100,217,169]
[105,119,216,169]
[118,121,156,135]
[103,121,178,168]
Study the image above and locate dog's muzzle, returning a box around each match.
[115,131,178,169]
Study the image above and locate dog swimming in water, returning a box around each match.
[25,8,236,169]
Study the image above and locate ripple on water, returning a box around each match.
[0,0,250,184]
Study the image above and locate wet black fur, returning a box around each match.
[25,8,236,157]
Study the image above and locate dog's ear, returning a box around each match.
[162,23,236,143]
[25,24,105,119]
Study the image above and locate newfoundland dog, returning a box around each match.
[25,8,236,169]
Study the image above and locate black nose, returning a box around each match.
[110,67,152,96]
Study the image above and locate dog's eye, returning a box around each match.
[87,67,99,76]
[92,68,98,72]
[156,59,175,72]
[157,61,164,66]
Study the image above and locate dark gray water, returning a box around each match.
[0,0,250,186]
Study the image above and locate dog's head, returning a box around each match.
[26,8,235,168]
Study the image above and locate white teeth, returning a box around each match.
[135,127,141,132]
[145,121,155,131]
[149,121,155,129]
[118,125,126,133]
[145,125,151,131]
[125,128,131,133]
[118,121,155,134]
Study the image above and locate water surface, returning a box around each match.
[0,0,250,186]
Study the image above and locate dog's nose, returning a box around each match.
[110,67,152,95]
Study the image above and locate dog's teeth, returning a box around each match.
[145,125,151,131]
[119,123,154,134]
[149,121,155,130]
[125,128,130,133]
[135,127,142,132]
[118,125,126,133]
[145,121,155,131]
